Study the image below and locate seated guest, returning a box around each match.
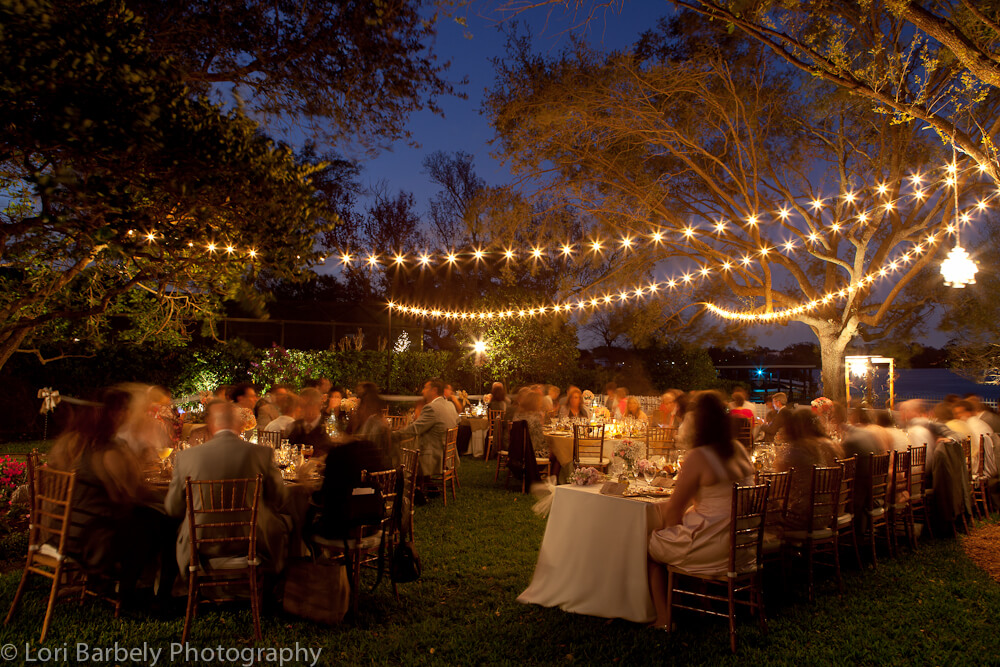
[165,400,289,574]
[646,391,754,628]
[323,386,344,423]
[603,381,618,412]
[728,389,755,422]
[263,392,297,436]
[348,383,393,468]
[391,378,459,479]
[514,391,549,458]
[408,397,426,424]
[841,407,886,529]
[50,388,176,606]
[488,382,510,414]
[652,390,684,428]
[953,399,997,477]
[612,387,629,419]
[965,394,1000,433]
[557,388,590,421]
[310,438,386,540]
[621,396,648,422]
[546,385,562,413]
[505,387,530,422]
[443,383,466,414]
[285,388,333,454]
[255,384,292,430]
[761,392,793,443]
[875,410,911,452]
[777,408,843,532]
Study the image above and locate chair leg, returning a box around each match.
[5,562,31,625]
[728,579,737,654]
[833,538,843,594]
[665,569,674,632]
[40,562,64,643]
[351,550,362,617]
[849,527,862,569]
[182,572,197,644]
[756,573,768,636]
[494,455,503,482]
[806,542,815,603]
[868,524,878,568]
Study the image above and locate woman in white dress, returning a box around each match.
[646,391,754,628]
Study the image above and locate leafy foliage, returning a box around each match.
[0,0,333,371]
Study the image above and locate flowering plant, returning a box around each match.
[591,405,611,421]
[483,393,493,405]
[636,458,656,474]
[570,466,603,486]
[614,439,642,466]
[0,456,27,503]
[237,407,257,432]
[341,396,360,412]
[582,389,595,402]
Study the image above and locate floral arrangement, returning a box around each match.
[591,405,611,421]
[582,389,595,402]
[810,397,835,413]
[570,466,603,486]
[341,396,360,412]
[614,439,643,467]
[636,458,656,474]
[483,393,493,405]
[237,407,257,432]
[0,456,27,503]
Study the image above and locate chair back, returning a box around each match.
[869,452,891,511]
[977,435,988,477]
[961,437,972,474]
[368,469,399,510]
[730,416,754,452]
[184,475,261,570]
[387,415,408,431]
[836,456,857,516]
[26,449,41,527]
[398,448,419,538]
[805,466,843,532]
[573,423,605,464]
[729,482,770,575]
[892,450,911,502]
[257,430,281,449]
[645,426,677,459]
[443,427,459,472]
[908,445,927,497]
[488,409,504,436]
[757,470,791,533]
[31,467,76,558]
[507,421,540,486]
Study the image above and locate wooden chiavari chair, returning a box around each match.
[484,408,504,461]
[756,470,791,567]
[972,435,992,520]
[783,466,843,602]
[257,430,281,449]
[645,426,677,460]
[907,445,934,540]
[864,453,893,566]
[889,450,916,552]
[573,423,607,472]
[835,456,862,568]
[182,474,263,643]
[387,415,408,431]
[425,427,460,505]
[664,482,770,653]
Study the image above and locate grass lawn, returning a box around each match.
[0,458,997,665]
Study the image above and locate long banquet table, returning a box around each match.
[517,483,664,623]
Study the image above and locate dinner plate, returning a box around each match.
[647,487,672,497]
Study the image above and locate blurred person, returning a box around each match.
[557,388,590,420]
[841,407,886,530]
[488,382,509,413]
[934,402,972,443]
[613,387,629,419]
[166,400,290,574]
[603,381,618,412]
[229,383,258,410]
[899,399,936,455]
[323,386,344,422]
[646,391,754,628]
[285,388,333,454]
[444,383,466,414]
[50,388,178,607]
[621,396,648,422]
[263,392,297,436]
[761,392,792,443]
[875,410,911,452]
[347,383,392,468]
[964,394,1000,433]
[114,383,171,462]
[953,399,997,477]
[653,390,684,428]
[728,389,755,422]
[505,387,531,422]
[255,384,292,430]
[514,391,549,458]
[148,385,181,445]
[777,408,843,532]
[547,385,562,407]
[392,378,459,479]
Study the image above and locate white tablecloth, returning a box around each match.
[469,430,486,457]
[517,484,659,623]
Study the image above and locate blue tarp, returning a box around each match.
[894,369,1000,402]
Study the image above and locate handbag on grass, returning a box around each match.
[282,558,350,625]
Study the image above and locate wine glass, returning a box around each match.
[642,465,656,486]
[302,444,314,460]
[157,447,173,473]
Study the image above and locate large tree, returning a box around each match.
[128,0,459,149]
[0,0,333,371]
[484,21,992,398]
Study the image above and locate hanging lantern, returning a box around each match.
[940,245,978,288]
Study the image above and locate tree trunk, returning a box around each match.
[0,328,30,374]
[812,324,854,402]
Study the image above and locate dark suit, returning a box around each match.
[762,405,793,443]
[311,440,390,539]
[285,419,333,455]
[165,431,289,574]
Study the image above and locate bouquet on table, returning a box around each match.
[341,396,360,412]
[613,439,642,468]
[582,389,595,403]
[237,407,257,433]
[636,458,657,475]
[570,466,603,486]
[591,405,611,422]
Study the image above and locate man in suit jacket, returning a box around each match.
[285,387,333,454]
[762,392,793,443]
[392,378,459,476]
[165,400,290,575]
